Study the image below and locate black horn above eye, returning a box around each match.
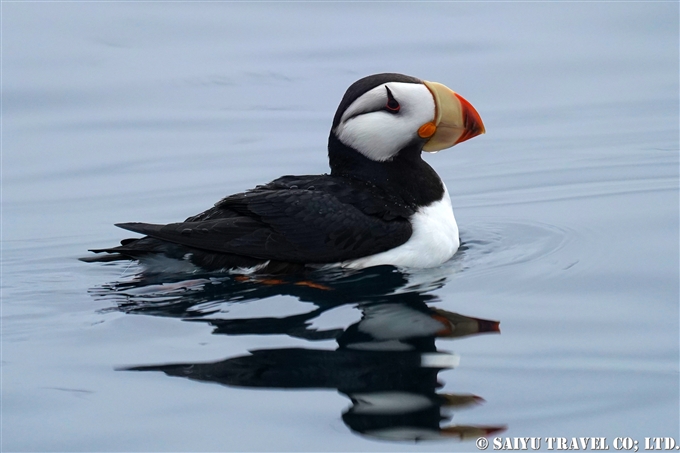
[385,86,400,113]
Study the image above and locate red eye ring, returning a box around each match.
[385,86,400,113]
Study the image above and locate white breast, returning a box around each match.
[341,184,459,269]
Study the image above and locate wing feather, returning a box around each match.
[116,175,413,264]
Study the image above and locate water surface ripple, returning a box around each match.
[3,2,678,451]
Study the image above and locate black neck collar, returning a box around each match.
[327,133,445,208]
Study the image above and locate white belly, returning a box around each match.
[342,184,459,269]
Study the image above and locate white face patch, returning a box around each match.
[357,303,447,339]
[334,82,435,162]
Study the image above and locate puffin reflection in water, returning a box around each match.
[122,283,504,441]
[83,73,484,274]
[95,265,505,441]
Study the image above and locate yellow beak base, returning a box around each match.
[421,80,485,152]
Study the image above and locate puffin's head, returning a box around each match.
[331,73,485,162]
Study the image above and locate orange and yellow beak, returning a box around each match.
[418,80,485,152]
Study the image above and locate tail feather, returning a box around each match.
[115,222,164,236]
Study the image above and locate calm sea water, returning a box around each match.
[3,3,678,451]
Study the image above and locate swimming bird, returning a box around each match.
[82,73,485,274]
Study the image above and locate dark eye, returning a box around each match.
[385,86,400,113]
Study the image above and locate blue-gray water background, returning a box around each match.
[3,2,679,451]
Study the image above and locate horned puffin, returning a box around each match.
[83,73,485,274]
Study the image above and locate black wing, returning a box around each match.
[115,175,414,264]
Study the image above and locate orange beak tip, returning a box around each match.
[453,92,486,144]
